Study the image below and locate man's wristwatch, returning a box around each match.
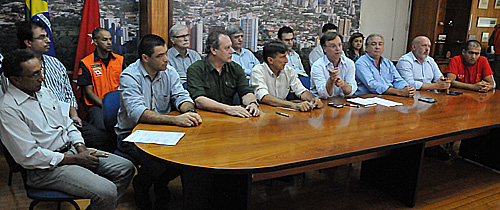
[249,101,259,107]
[74,142,85,148]
[186,109,197,113]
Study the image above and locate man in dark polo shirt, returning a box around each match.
[187,30,260,117]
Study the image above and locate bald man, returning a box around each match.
[396,36,450,91]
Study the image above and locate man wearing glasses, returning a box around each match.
[446,40,496,92]
[226,25,260,78]
[278,26,307,77]
[167,24,201,84]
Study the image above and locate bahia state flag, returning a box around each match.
[25,0,56,56]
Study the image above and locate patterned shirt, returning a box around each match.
[41,55,77,108]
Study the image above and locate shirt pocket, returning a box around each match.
[202,80,217,98]
[155,94,172,114]
[223,80,237,99]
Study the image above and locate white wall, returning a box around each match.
[360,0,412,60]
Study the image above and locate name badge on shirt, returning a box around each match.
[93,67,102,77]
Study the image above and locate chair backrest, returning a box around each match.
[299,76,311,90]
[1,142,28,187]
[102,90,120,134]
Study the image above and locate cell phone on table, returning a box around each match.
[418,97,438,103]
[328,103,344,108]
[446,90,463,96]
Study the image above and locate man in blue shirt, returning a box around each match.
[167,24,201,84]
[278,26,308,77]
[396,36,450,91]
[226,25,260,78]
[116,34,202,210]
[355,33,416,97]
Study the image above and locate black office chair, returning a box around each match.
[1,143,83,210]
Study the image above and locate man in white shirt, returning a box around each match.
[309,23,338,66]
[278,26,308,77]
[0,49,134,210]
[310,32,357,98]
[250,41,322,111]
[226,25,260,78]
[396,36,450,91]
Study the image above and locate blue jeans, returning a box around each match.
[26,147,135,210]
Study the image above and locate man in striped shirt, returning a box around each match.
[16,21,114,152]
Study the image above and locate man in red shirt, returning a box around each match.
[446,40,495,92]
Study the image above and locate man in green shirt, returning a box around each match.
[187,31,260,117]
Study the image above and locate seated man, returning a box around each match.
[278,26,308,77]
[250,41,322,112]
[355,33,416,97]
[309,23,338,66]
[397,36,450,91]
[0,49,134,210]
[310,32,357,98]
[226,25,260,78]
[167,24,201,84]
[446,40,496,92]
[187,30,260,118]
[116,34,202,210]
[17,21,113,152]
[78,28,126,131]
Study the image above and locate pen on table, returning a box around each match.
[275,111,290,117]
[343,103,360,108]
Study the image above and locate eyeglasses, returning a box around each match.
[282,38,294,42]
[32,34,49,41]
[173,34,190,39]
[466,51,480,55]
[20,69,44,79]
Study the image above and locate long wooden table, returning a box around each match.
[135,89,500,209]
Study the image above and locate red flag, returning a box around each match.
[72,0,100,116]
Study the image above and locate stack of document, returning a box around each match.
[347,97,403,107]
[123,130,185,146]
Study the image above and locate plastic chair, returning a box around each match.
[101,90,138,165]
[299,76,311,90]
[1,143,82,210]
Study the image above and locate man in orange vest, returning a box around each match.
[77,28,126,132]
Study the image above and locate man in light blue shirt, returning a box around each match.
[309,23,338,67]
[116,34,202,210]
[355,34,416,97]
[396,36,450,91]
[311,32,357,98]
[167,24,201,84]
[278,26,308,77]
[226,25,260,78]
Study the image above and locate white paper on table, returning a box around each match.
[123,130,185,146]
[346,98,377,106]
[369,97,403,107]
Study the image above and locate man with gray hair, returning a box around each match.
[187,30,260,118]
[396,36,450,91]
[355,33,416,97]
[446,40,495,92]
[167,24,201,84]
[226,24,260,78]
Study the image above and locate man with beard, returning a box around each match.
[167,24,201,84]
[396,36,450,91]
[446,40,496,92]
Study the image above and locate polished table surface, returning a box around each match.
[135,89,500,173]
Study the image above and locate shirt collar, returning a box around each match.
[409,51,429,64]
[137,59,162,81]
[171,47,191,58]
[7,84,37,105]
[262,62,280,77]
[322,54,345,67]
[93,50,116,62]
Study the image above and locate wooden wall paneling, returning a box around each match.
[139,0,173,41]
[469,0,500,47]
[407,0,442,55]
